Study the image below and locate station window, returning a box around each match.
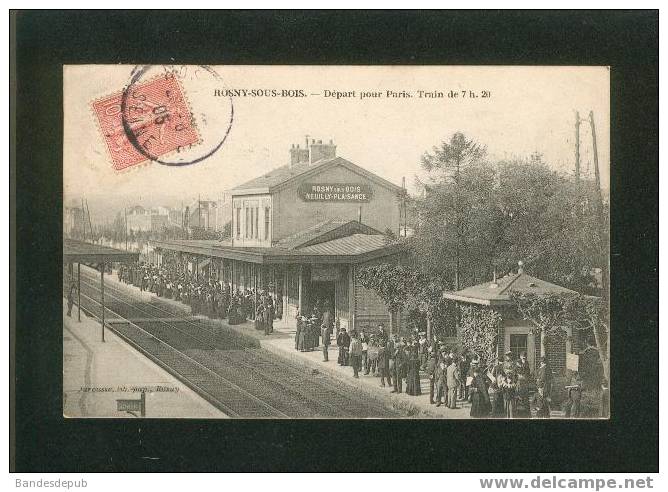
[510,334,528,359]
[264,207,270,240]
[235,208,241,238]
[254,207,259,238]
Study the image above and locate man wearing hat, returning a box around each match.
[321,322,331,362]
[535,356,553,399]
[426,352,438,404]
[516,351,531,379]
[446,355,461,409]
[502,350,515,375]
[336,327,350,366]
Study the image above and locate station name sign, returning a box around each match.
[298,183,373,202]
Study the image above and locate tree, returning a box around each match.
[414,133,496,289]
[495,157,607,293]
[413,139,608,296]
[562,294,609,381]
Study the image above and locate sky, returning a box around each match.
[64,65,610,221]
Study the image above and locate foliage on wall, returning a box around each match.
[459,304,502,366]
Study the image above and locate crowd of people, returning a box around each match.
[113,262,585,419]
[293,315,563,418]
[118,262,280,334]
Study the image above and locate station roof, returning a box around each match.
[63,238,140,263]
[442,270,577,306]
[229,156,403,196]
[276,219,381,250]
[153,234,405,265]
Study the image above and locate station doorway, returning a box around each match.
[308,281,335,315]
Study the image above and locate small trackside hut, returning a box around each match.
[152,138,409,333]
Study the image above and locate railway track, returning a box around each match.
[67,268,399,418]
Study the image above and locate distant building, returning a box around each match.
[126,205,169,232]
[64,206,85,238]
[188,197,232,232]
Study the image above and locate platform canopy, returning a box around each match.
[63,238,139,264]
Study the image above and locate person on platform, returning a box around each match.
[254,301,265,331]
[532,388,551,418]
[295,311,303,350]
[391,338,407,394]
[418,332,428,371]
[298,315,308,352]
[264,295,275,335]
[376,324,388,346]
[310,311,319,347]
[67,282,76,317]
[405,341,422,396]
[535,357,553,401]
[426,352,437,404]
[336,327,350,366]
[501,369,519,418]
[515,351,532,417]
[516,351,531,379]
[321,322,331,362]
[367,336,379,376]
[469,365,491,418]
[488,358,505,418]
[564,372,583,418]
[376,338,388,386]
[458,353,471,401]
[446,357,461,409]
[360,329,370,374]
[349,331,363,378]
[322,307,334,341]
[434,359,447,407]
[385,334,395,388]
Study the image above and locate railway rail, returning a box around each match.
[66,267,399,418]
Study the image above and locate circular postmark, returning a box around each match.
[120,65,234,167]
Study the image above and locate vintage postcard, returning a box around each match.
[63,65,610,419]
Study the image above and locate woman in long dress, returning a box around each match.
[254,303,265,331]
[298,316,307,352]
[502,372,519,418]
[405,343,422,396]
[469,367,491,418]
[295,315,302,350]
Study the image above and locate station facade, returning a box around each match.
[153,139,408,332]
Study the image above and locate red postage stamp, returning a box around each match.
[92,73,200,171]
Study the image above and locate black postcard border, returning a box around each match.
[11,10,658,473]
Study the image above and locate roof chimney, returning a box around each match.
[309,138,337,164]
[289,143,309,168]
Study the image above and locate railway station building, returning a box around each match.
[153,139,408,332]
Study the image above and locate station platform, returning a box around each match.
[229,322,471,418]
[63,299,227,419]
[101,268,468,418]
[98,268,565,419]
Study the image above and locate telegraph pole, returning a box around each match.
[124,207,128,251]
[575,111,581,183]
[81,198,86,241]
[85,199,94,241]
[589,111,602,199]
[589,110,608,298]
